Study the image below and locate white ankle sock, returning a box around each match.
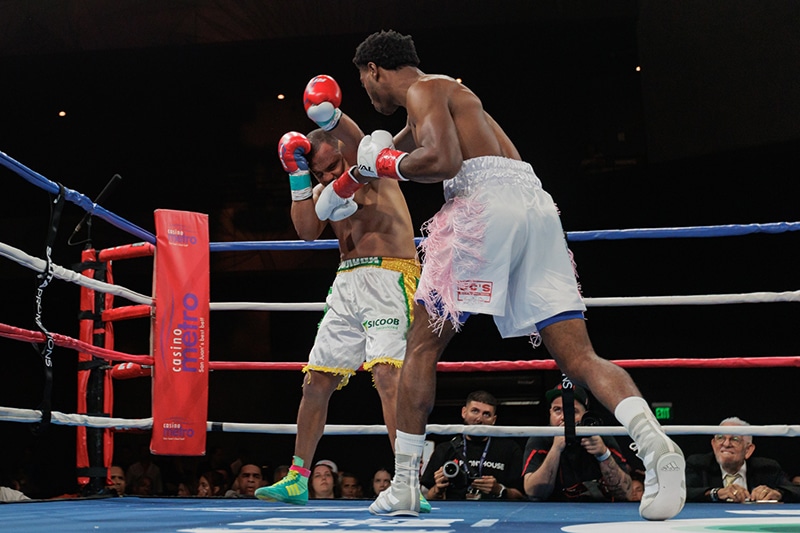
[395,430,425,457]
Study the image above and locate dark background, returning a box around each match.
[0,0,798,497]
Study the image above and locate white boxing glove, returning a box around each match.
[357,130,408,180]
[315,181,358,221]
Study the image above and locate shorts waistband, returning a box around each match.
[337,256,421,278]
[444,156,541,199]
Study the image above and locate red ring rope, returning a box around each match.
[4,321,795,372]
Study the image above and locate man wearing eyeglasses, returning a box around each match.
[686,417,800,503]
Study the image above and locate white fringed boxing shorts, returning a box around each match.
[416,156,585,338]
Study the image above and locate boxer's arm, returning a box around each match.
[291,184,328,240]
[393,124,417,153]
[400,81,463,182]
[304,74,368,172]
[329,113,364,170]
[278,131,328,240]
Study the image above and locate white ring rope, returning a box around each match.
[0,242,151,305]
[584,291,800,307]
[0,406,797,438]
[3,240,800,311]
[0,406,151,430]
[208,290,800,312]
[209,302,326,312]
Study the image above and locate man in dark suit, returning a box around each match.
[686,417,800,503]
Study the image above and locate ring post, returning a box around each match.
[76,247,115,494]
[151,210,209,455]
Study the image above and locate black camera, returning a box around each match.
[443,459,479,482]
[578,411,604,427]
[442,460,461,479]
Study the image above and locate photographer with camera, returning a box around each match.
[523,384,633,502]
[420,391,525,501]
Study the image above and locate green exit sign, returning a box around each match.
[652,402,673,421]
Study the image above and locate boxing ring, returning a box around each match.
[2,148,800,532]
[4,498,800,533]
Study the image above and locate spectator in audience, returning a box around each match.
[199,446,228,474]
[130,475,155,496]
[309,461,340,499]
[109,465,127,496]
[126,444,163,495]
[421,390,525,500]
[14,446,41,498]
[198,446,233,492]
[0,485,30,502]
[0,468,30,502]
[225,463,264,498]
[229,447,259,484]
[272,465,290,484]
[340,472,363,499]
[372,468,392,497]
[314,459,340,482]
[686,416,800,503]
[523,384,632,502]
[197,470,226,497]
[629,470,645,502]
[176,477,194,496]
[161,455,198,496]
[792,475,800,486]
[215,468,232,494]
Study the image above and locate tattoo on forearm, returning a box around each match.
[600,461,632,499]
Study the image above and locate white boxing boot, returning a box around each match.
[617,397,686,521]
[369,452,420,517]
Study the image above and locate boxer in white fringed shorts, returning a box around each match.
[350,29,683,521]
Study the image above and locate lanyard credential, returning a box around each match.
[463,436,492,477]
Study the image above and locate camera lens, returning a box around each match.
[579,411,603,427]
[442,460,460,479]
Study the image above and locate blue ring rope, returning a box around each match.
[1,151,155,244]
[4,150,799,250]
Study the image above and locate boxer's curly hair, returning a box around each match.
[353,30,420,70]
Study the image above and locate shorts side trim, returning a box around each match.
[535,310,585,331]
[337,256,420,278]
[302,365,356,390]
[363,357,403,372]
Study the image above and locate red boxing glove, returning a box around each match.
[304,75,343,131]
[375,148,408,181]
[278,131,311,174]
[332,166,364,198]
[278,131,313,201]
